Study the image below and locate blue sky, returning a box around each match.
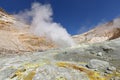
[0,0,120,35]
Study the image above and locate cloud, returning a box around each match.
[14,2,76,47]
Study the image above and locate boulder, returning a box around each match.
[87,59,110,71]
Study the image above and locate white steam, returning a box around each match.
[14,2,75,47]
[113,18,120,27]
[95,18,120,31]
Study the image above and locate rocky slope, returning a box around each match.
[0,38,120,80]
[0,9,55,53]
[73,19,120,44]
[0,9,120,80]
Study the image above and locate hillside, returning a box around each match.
[73,19,120,43]
[0,10,55,53]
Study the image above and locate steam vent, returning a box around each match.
[0,1,120,80]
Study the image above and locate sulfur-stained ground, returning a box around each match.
[0,38,120,80]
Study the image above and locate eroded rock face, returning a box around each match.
[0,9,15,23]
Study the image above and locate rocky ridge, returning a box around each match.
[73,19,120,43]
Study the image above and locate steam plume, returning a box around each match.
[95,18,120,31]
[14,2,75,47]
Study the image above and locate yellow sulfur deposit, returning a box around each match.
[56,62,120,80]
